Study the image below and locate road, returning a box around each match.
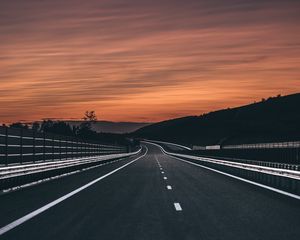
[0,143,299,240]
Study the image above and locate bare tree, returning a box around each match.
[83,111,97,122]
[79,111,98,135]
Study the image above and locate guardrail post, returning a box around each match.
[67,138,69,160]
[43,132,46,162]
[59,137,62,160]
[65,137,67,160]
[65,137,69,160]
[76,139,78,159]
[71,138,73,159]
[5,127,8,166]
[85,142,87,157]
[52,135,55,161]
[33,131,36,163]
[20,128,23,164]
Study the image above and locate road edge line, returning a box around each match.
[0,146,148,236]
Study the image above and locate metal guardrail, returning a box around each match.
[0,149,141,180]
[180,154,300,171]
[223,141,300,149]
[0,126,127,166]
[0,148,142,191]
[193,141,300,150]
[166,152,300,180]
[145,140,191,150]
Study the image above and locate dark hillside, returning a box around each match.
[132,93,300,146]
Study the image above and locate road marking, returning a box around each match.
[161,171,164,174]
[146,141,300,201]
[160,168,163,170]
[167,185,172,190]
[1,157,130,194]
[163,177,167,180]
[174,203,182,211]
[0,147,148,236]
[169,154,300,201]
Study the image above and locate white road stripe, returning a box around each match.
[0,147,148,236]
[169,154,300,201]
[174,203,182,211]
[163,177,167,180]
[167,185,172,190]
[145,141,300,201]
[161,171,164,174]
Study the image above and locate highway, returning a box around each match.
[0,143,300,240]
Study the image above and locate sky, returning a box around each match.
[0,0,300,123]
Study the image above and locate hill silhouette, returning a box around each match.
[132,93,300,146]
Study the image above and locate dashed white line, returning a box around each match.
[167,185,172,190]
[174,203,182,211]
[0,147,148,236]
[146,141,300,201]
[163,177,167,180]
[161,171,164,174]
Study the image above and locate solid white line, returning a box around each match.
[1,157,130,194]
[169,154,300,201]
[174,203,182,211]
[0,147,148,236]
[163,177,167,180]
[167,185,172,190]
[145,141,300,201]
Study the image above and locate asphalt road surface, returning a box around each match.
[0,143,299,240]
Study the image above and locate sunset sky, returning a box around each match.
[0,0,300,123]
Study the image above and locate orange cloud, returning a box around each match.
[0,0,300,123]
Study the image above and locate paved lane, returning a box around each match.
[0,143,299,240]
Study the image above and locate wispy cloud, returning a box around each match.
[0,0,300,122]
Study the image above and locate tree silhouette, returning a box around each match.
[83,111,97,122]
[32,122,40,132]
[10,122,29,129]
[78,111,98,137]
[41,120,74,136]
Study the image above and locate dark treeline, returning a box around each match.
[5,111,134,146]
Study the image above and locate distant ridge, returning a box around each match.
[132,93,300,146]
[67,121,151,134]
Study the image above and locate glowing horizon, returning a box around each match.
[1,0,300,124]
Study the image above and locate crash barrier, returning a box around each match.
[0,126,128,166]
